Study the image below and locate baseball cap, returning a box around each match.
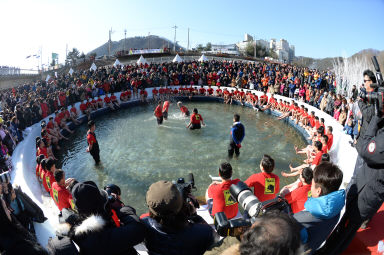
[146,181,183,217]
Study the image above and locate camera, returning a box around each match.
[214,181,291,237]
[173,173,199,210]
[360,56,384,116]
[0,171,11,183]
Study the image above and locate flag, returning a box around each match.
[46,75,51,82]
[52,53,58,60]
[69,68,74,75]
[55,72,58,78]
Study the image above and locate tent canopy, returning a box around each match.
[172,54,183,63]
[113,59,121,67]
[198,54,208,62]
[137,55,148,65]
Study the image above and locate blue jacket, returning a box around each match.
[230,122,245,145]
[294,189,345,254]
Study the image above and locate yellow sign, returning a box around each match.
[264,178,276,194]
[223,190,237,206]
[70,199,75,210]
[46,176,51,190]
[52,188,59,203]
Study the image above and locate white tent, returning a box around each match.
[198,54,208,62]
[113,59,121,67]
[137,55,148,65]
[68,68,74,75]
[172,54,183,63]
[90,62,97,71]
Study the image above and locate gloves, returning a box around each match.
[236,144,242,148]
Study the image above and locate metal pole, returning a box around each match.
[124,29,127,52]
[172,25,177,52]
[187,28,190,52]
[108,28,112,57]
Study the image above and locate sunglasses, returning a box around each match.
[364,79,371,83]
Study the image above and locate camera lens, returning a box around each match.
[230,181,261,218]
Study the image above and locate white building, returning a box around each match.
[237,34,295,62]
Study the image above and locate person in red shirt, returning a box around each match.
[97,96,104,108]
[206,162,240,219]
[87,120,100,164]
[207,86,214,96]
[284,141,324,178]
[326,126,333,150]
[283,167,313,214]
[42,158,56,194]
[111,93,120,108]
[321,135,329,154]
[154,101,163,125]
[104,95,114,110]
[140,89,148,103]
[36,154,45,182]
[50,169,76,211]
[186,108,205,130]
[199,86,206,95]
[159,86,165,101]
[177,101,190,117]
[162,101,170,120]
[245,155,280,202]
[152,87,159,101]
[69,104,81,125]
[80,100,91,120]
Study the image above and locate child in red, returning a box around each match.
[245,155,280,202]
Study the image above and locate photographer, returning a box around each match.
[142,180,220,255]
[51,181,145,255]
[318,69,384,254]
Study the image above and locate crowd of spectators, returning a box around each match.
[0,58,366,255]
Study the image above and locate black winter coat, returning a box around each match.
[56,206,145,255]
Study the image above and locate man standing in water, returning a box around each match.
[154,100,163,125]
[86,120,100,164]
[162,100,170,120]
[228,114,245,159]
[186,108,205,130]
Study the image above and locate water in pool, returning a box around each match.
[57,101,307,215]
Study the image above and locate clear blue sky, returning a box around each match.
[1,0,383,69]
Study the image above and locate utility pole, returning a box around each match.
[187,27,190,52]
[254,35,256,59]
[124,29,127,52]
[108,27,112,57]
[172,25,177,52]
[65,44,68,61]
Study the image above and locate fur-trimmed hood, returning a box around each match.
[56,215,107,237]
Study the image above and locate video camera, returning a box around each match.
[173,173,199,210]
[360,56,384,116]
[214,181,291,237]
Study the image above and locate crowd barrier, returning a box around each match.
[10,85,357,250]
